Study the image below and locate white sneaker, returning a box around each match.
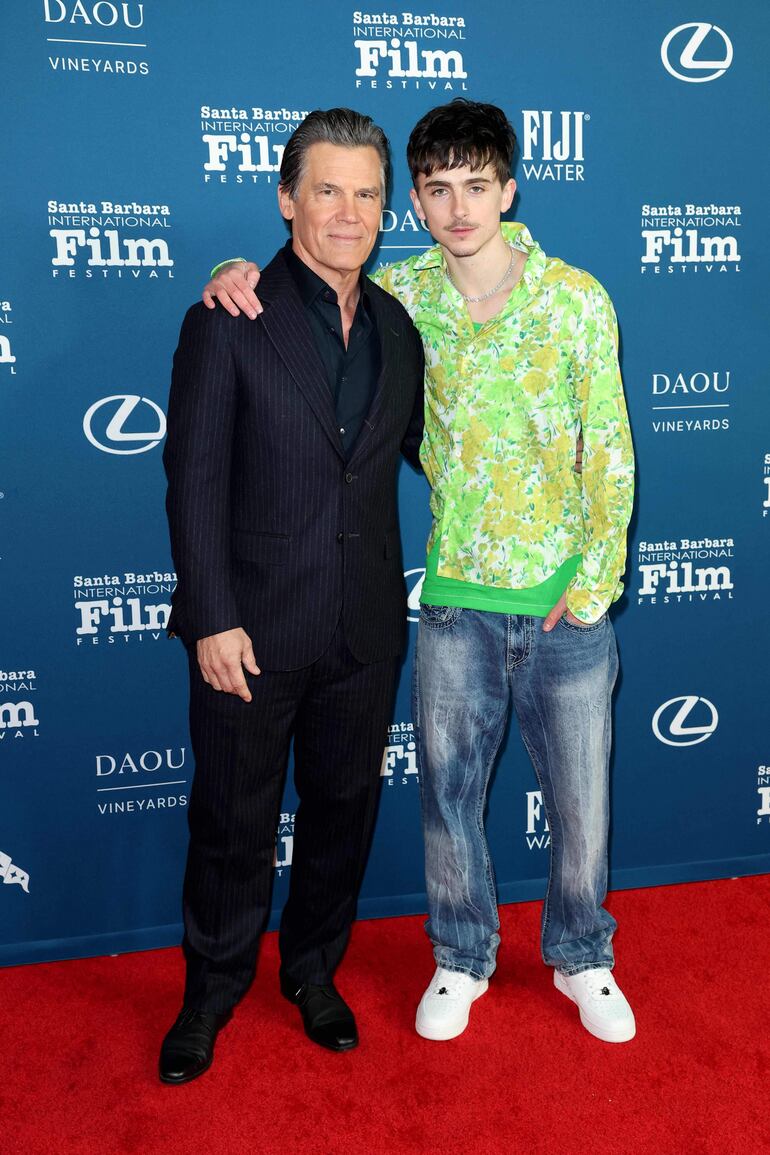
[554,967,636,1043]
[415,966,488,1041]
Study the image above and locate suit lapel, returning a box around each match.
[258,255,344,459]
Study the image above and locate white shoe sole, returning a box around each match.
[554,970,636,1043]
[415,977,488,1041]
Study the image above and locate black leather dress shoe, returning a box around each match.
[159,1007,231,1085]
[280,972,358,1052]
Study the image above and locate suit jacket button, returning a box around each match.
[345,472,354,483]
[336,532,344,543]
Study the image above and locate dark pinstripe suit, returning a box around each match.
[164,248,424,1012]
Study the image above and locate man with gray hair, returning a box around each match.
[159,108,424,1084]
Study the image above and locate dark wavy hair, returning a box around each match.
[406,99,517,187]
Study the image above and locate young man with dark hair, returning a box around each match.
[204,99,636,1045]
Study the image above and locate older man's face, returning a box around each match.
[278,142,383,283]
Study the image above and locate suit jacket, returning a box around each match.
[163,246,425,670]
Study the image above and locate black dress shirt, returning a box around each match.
[283,241,381,457]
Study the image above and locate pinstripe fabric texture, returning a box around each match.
[163,247,424,1010]
[164,247,425,670]
[182,628,399,1009]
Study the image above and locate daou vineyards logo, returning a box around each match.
[757,765,770,825]
[378,202,432,254]
[405,566,425,623]
[0,298,16,374]
[763,454,770,518]
[201,103,308,186]
[353,10,468,92]
[661,23,733,84]
[640,201,741,276]
[44,1,149,77]
[525,791,550,851]
[274,812,295,877]
[0,850,30,893]
[0,667,40,742]
[74,567,176,646]
[381,721,418,787]
[83,394,166,455]
[49,198,173,281]
[520,111,588,182]
[652,696,719,747]
[649,370,731,435]
[637,534,734,606]
[95,746,188,815]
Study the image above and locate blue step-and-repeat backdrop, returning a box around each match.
[2,3,769,964]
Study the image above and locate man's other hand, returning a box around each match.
[196,628,261,701]
[202,261,263,319]
[542,591,596,633]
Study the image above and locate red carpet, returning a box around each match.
[2,876,768,1155]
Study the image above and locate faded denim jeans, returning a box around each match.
[413,605,619,979]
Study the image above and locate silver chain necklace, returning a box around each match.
[446,244,517,303]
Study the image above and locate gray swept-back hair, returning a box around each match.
[279,107,391,200]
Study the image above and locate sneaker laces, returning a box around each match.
[429,970,475,1000]
[580,969,619,1000]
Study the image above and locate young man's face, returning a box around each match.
[409,163,515,258]
[278,142,383,283]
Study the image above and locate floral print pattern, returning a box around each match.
[373,222,634,622]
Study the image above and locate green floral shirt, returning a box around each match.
[373,221,634,622]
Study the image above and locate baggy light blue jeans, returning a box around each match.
[413,605,619,979]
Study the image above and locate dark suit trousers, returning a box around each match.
[182,622,399,1014]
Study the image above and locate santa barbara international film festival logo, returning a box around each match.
[757,765,770,826]
[763,454,770,518]
[83,394,166,455]
[640,201,741,276]
[352,10,468,92]
[636,534,734,607]
[660,23,733,85]
[200,104,308,186]
[0,298,16,374]
[520,111,589,183]
[274,812,295,877]
[95,745,187,816]
[74,567,176,646]
[48,198,173,281]
[648,369,732,436]
[381,721,418,787]
[43,1,150,78]
[652,696,719,748]
[0,667,40,743]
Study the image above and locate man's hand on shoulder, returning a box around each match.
[196,628,260,701]
[202,261,263,319]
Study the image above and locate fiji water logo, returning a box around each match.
[525,791,550,850]
[520,111,588,182]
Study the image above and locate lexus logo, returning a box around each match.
[661,23,733,83]
[652,695,719,747]
[83,394,166,455]
[404,567,426,623]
